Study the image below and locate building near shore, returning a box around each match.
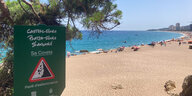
[169,25,175,31]
[148,23,192,32]
[176,23,180,31]
[190,24,192,31]
[181,25,190,31]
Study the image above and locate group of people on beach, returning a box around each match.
[66,35,192,58]
[159,41,167,46]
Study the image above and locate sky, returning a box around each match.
[113,0,192,30]
[34,0,192,30]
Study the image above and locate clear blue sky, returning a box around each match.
[113,0,192,30]
[39,0,192,30]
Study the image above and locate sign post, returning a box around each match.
[14,25,66,96]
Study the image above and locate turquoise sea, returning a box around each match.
[66,31,183,53]
[0,43,7,63]
[0,31,183,62]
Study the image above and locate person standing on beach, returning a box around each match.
[160,41,163,46]
[163,41,166,46]
[67,51,71,58]
[179,41,181,46]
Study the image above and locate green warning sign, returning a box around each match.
[14,25,65,96]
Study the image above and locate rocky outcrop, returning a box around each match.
[80,50,89,53]
[164,80,178,96]
[164,80,176,92]
[165,75,192,96]
[180,75,192,96]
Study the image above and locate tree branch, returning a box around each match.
[0,0,14,24]
[70,16,77,29]
[99,22,120,30]
[18,0,33,25]
[22,0,43,24]
[66,14,70,34]
[0,16,4,22]
[66,16,75,51]
[77,0,87,14]
[18,0,29,14]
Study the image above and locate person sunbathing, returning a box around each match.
[133,46,140,51]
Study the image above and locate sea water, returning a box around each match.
[0,31,183,62]
[0,43,7,63]
[66,31,183,53]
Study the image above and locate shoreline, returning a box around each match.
[69,31,189,56]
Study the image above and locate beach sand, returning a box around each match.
[62,38,192,96]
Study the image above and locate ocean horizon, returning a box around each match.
[66,31,183,54]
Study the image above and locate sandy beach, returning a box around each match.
[62,34,192,96]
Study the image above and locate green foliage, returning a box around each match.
[48,0,59,8]
[66,25,82,40]
[80,0,122,35]
[91,12,105,22]
[5,1,32,25]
